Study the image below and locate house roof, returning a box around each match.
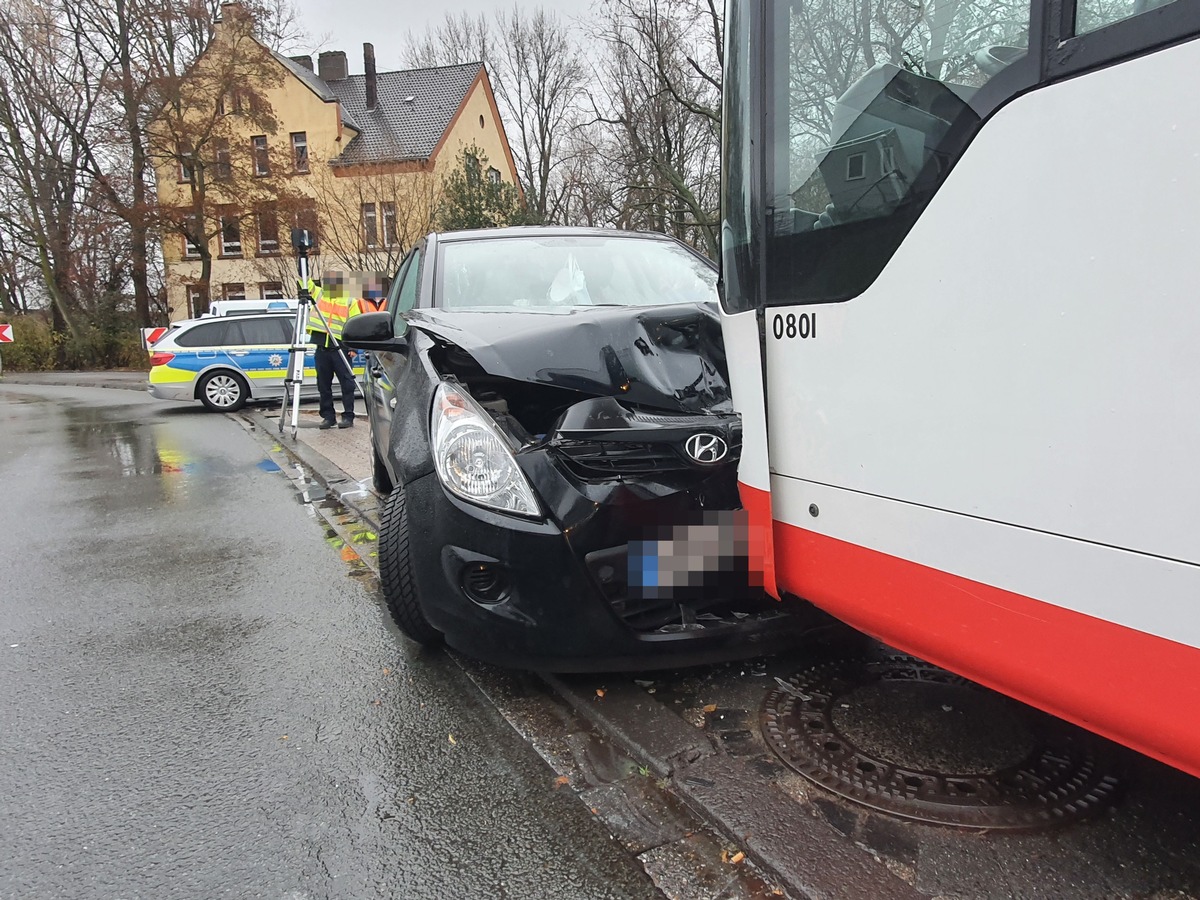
[322,62,483,166]
[271,51,362,132]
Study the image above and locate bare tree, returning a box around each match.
[589,0,724,256]
[304,163,438,276]
[147,5,308,307]
[0,0,96,344]
[490,8,587,223]
[401,12,492,69]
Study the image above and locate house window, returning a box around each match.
[291,132,308,173]
[251,135,270,176]
[382,202,398,247]
[362,202,378,248]
[177,144,193,183]
[295,204,318,250]
[487,167,501,186]
[846,152,866,181]
[215,139,232,181]
[220,214,242,256]
[186,285,209,318]
[260,282,284,300]
[182,213,203,259]
[257,205,279,254]
[223,283,246,301]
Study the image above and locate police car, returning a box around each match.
[147,312,362,412]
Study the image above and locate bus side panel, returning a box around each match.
[723,309,778,597]
[763,40,1200,770]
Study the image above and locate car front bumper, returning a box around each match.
[403,469,811,672]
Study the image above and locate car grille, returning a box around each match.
[555,440,740,480]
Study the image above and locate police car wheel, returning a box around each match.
[198,370,248,412]
[379,486,443,647]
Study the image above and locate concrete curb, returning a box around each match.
[0,373,149,392]
[239,406,382,531]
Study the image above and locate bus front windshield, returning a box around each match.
[721,0,1032,312]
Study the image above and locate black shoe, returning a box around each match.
[338,417,354,429]
[318,418,337,430]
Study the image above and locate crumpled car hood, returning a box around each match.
[407,303,731,414]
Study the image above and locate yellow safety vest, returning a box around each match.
[303,278,355,341]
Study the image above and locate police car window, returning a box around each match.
[175,322,229,347]
[230,318,287,345]
[270,317,294,344]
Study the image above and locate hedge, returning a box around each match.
[0,315,148,371]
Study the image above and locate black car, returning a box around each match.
[341,227,807,670]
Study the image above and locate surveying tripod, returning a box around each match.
[279,228,357,439]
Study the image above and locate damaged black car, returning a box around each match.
[341,227,806,671]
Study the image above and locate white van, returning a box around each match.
[205,298,299,318]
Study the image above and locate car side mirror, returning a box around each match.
[341,311,407,352]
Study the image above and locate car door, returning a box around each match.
[170,319,230,385]
[367,246,423,461]
[223,316,293,398]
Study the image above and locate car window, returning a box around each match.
[227,317,290,345]
[436,236,717,311]
[174,321,229,347]
[394,248,422,315]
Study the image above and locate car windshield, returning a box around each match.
[437,235,717,311]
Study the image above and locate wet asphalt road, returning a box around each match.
[0,385,660,900]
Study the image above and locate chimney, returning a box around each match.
[364,43,378,111]
[317,50,348,82]
[289,54,313,72]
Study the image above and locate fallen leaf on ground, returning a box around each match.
[382,667,391,675]
[448,734,457,745]
[280,735,289,741]
[703,704,718,713]
[595,688,606,698]
[554,775,570,787]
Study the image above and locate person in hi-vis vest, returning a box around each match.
[351,272,387,316]
[306,271,358,429]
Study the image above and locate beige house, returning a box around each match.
[154,5,519,321]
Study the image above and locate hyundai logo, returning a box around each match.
[684,433,729,465]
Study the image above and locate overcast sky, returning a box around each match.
[294,0,597,72]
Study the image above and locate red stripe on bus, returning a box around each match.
[738,480,780,599]
[759,496,1200,779]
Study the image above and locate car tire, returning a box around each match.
[198,370,249,412]
[372,446,394,495]
[379,486,443,647]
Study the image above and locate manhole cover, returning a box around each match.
[762,653,1121,830]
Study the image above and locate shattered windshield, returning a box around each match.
[437,236,718,311]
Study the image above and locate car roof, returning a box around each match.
[174,311,294,329]
[430,225,685,246]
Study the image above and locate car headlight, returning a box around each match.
[430,382,541,518]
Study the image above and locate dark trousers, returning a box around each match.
[314,342,356,421]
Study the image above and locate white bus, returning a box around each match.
[720,0,1200,776]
